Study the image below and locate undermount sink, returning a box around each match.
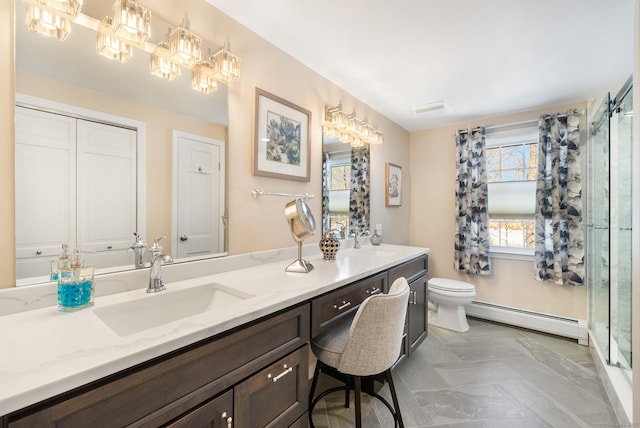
[93,283,254,337]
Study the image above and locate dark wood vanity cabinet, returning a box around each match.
[387,254,429,358]
[6,304,310,428]
[2,252,427,427]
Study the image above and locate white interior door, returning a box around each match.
[14,107,76,278]
[76,119,137,255]
[174,132,225,259]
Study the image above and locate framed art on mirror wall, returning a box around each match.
[253,88,311,181]
[385,163,402,207]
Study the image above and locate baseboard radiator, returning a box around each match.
[466,301,589,345]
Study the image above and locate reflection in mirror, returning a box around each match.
[14,0,229,285]
[321,135,370,239]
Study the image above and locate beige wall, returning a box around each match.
[409,102,588,319]
[0,0,411,287]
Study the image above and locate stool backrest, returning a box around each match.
[337,277,410,376]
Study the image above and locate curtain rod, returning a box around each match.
[456,110,585,135]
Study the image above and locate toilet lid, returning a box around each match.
[428,278,475,292]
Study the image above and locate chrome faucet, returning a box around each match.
[129,232,147,269]
[147,236,173,293]
[353,228,361,249]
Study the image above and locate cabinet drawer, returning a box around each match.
[8,304,310,428]
[234,346,308,428]
[388,255,428,285]
[164,389,233,428]
[311,272,387,337]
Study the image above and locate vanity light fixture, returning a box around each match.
[192,59,218,94]
[210,37,241,84]
[111,0,150,45]
[96,16,133,63]
[169,14,202,66]
[324,103,384,147]
[24,0,83,41]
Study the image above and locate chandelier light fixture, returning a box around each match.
[22,1,242,95]
[324,103,384,147]
[111,0,150,45]
[24,0,83,41]
[96,16,133,63]
[169,14,202,66]
[210,37,240,84]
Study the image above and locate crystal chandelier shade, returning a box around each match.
[192,61,218,94]
[25,0,83,41]
[150,41,181,80]
[111,0,150,45]
[169,15,202,66]
[96,16,133,63]
[210,38,240,84]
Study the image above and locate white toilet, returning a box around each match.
[427,278,476,332]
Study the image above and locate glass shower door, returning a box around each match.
[588,96,611,359]
[611,86,633,370]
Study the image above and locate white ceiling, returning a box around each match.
[206,0,634,132]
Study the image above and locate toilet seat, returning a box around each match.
[428,278,475,293]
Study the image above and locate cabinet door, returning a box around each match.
[14,107,76,276]
[234,346,308,428]
[76,119,137,255]
[408,276,428,355]
[164,389,233,428]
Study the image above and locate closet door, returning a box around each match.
[14,107,76,279]
[76,119,136,268]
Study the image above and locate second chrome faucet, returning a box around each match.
[147,236,173,293]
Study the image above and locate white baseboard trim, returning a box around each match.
[466,301,589,345]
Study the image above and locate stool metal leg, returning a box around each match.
[385,369,405,428]
[309,362,321,406]
[354,376,362,428]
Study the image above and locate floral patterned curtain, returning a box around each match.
[321,152,330,234]
[349,146,370,237]
[534,110,584,286]
[454,127,491,275]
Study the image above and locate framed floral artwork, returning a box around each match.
[385,163,402,207]
[253,88,311,181]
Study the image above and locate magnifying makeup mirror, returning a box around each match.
[284,198,316,273]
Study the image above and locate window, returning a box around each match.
[486,125,538,255]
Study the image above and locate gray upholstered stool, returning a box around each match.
[309,277,410,428]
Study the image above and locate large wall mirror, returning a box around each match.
[322,134,370,239]
[14,0,229,285]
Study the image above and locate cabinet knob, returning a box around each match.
[221,412,232,428]
[35,250,42,255]
[107,245,113,249]
[180,235,189,242]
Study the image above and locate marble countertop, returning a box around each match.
[0,244,428,416]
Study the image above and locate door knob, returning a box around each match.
[180,235,188,241]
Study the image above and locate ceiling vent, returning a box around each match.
[412,100,450,115]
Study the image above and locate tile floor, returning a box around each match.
[310,318,620,428]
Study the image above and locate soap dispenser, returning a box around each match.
[50,243,71,281]
[57,247,94,312]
